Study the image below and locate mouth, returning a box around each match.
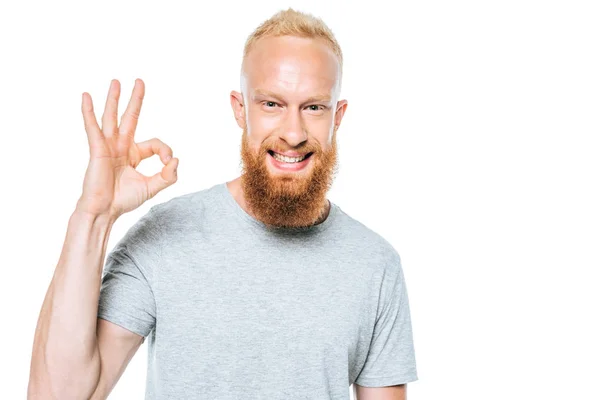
[267,150,314,172]
[267,150,313,163]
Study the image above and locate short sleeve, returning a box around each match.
[97,206,162,339]
[354,253,418,387]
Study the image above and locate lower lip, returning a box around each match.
[268,152,312,172]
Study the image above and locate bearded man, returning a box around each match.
[28,7,418,400]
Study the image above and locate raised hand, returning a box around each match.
[76,79,178,219]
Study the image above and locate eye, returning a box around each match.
[307,105,325,112]
[264,101,278,108]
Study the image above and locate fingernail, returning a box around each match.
[165,155,172,162]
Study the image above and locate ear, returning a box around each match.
[230,90,246,129]
[334,99,348,131]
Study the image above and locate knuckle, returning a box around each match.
[127,109,140,120]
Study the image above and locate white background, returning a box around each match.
[1,0,599,399]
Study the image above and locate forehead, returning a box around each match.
[244,35,340,100]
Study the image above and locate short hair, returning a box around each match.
[241,8,343,90]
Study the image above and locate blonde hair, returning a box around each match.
[241,8,343,86]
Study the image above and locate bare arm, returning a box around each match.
[88,319,146,399]
[27,211,143,399]
[354,383,407,400]
[27,79,178,399]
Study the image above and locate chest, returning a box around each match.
[152,243,376,374]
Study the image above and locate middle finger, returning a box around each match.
[101,79,120,138]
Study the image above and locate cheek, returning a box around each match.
[307,118,333,137]
[248,108,280,132]
[311,131,332,150]
[246,121,277,147]
[245,131,270,155]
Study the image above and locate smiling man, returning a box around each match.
[28,7,417,400]
[229,32,341,229]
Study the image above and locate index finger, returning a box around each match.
[136,137,173,164]
[81,92,103,144]
[118,78,145,137]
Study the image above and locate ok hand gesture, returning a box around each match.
[77,79,178,220]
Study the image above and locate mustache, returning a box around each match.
[259,140,322,156]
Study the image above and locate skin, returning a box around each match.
[354,382,407,400]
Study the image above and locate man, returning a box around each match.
[28,7,418,400]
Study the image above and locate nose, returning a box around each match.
[278,108,308,148]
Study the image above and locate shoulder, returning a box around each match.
[140,183,226,245]
[331,204,403,276]
[149,183,222,224]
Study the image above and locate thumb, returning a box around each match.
[147,157,178,199]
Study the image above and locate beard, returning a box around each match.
[240,127,338,228]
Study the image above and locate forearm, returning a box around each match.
[28,209,116,398]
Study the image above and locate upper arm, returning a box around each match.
[89,318,145,399]
[354,383,407,400]
[90,207,161,398]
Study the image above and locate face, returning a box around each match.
[231,35,348,228]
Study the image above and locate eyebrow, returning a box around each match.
[253,89,332,104]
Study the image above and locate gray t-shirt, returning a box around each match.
[98,182,418,399]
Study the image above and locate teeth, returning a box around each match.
[272,152,308,163]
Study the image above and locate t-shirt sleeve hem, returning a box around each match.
[97,307,152,338]
[354,371,419,387]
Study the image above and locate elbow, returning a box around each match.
[28,374,100,400]
[28,351,101,400]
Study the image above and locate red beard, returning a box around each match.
[240,128,338,228]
